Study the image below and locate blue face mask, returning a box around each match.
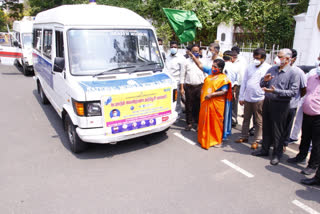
[192,52,200,58]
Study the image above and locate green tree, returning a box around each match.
[1,0,24,20]
[0,9,9,31]
[28,0,63,16]
[26,0,304,47]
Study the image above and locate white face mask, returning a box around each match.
[253,59,261,66]
[274,57,281,66]
[207,51,213,58]
[315,60,320,67]
[170,48,177,55]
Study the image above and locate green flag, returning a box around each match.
[163,8,202,43]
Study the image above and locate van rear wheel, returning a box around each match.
[39,83,49,105]
[65,114,88,153]
[23,64,30,76]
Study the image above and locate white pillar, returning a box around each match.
[293,0,320,65]
[217,22,234,53]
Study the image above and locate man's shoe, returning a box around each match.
[185,124,192,131]
[287,157,306,164]
[249,127,255,136]
[301,167,317,175]
[235,138,248,143]
[289,138,298,143]
[270,157,280,165]
[252,150,269,157]
[300,177,320,186]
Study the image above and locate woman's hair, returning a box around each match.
[214,59,225,71]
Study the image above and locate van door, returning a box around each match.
[52,29,67,112]
[34,28,54,97]
[41,28,60,111]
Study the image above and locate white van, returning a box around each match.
[32,4,178,153]
[12,16,34,75]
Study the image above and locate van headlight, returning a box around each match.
[72,99,102,117]
[87,102,102,117]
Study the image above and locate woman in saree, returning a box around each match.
[187,51,233,149]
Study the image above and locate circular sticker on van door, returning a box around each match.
[110,109,120,119]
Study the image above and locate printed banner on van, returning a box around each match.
[103,87,172,134]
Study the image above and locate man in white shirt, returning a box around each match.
[180,44,206,131]
[165,41,186,118]
[223,50,240,127]
[231,46,248,126]
[231,46,248,85]
[235,48,271,148]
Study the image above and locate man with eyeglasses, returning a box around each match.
[252,48,299,165]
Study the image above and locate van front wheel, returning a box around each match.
[65,115,88,153]
[39,84,49,105]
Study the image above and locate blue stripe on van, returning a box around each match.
[79,73,173,92]
[33,52,53,89]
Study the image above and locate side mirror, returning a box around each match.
[13,41,19,47]
[53,57,65,73]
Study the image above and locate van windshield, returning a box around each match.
[68,29,164,76]
[22,33,32,49]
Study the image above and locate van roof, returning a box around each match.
[13,19,34,33]
[34,4,152,28]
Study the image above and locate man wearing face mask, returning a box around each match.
[236,48,271,149]
[252,48,299,165]
[181,44,206,131]
[288,54,320,175]
[205,43,222,67]
[158,38,166,62]
[282,49,307,150]
[165,41,186,118]
[300,63,320,185]
[290,54,320,143]
[223,50,240,127]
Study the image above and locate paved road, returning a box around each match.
[0,64,319,214]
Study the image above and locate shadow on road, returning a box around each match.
[295,187,320,203]
[265,161,320,202]
[32,89,168,159]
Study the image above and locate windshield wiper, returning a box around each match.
[129,62,162,74]
[143,62,161,66]
[93,66,136,77]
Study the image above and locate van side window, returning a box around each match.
[43,30,52,59]
[33,29,42,52]
[16,32,20,43]
[55,31,64,58]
